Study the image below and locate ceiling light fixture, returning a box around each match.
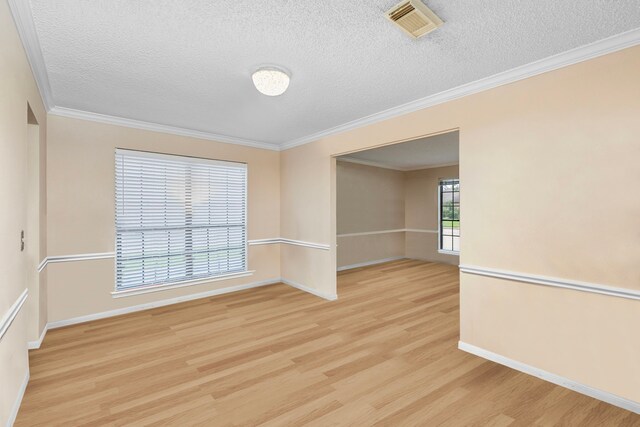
[252,67,290,96]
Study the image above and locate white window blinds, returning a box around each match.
[115,149,247,291]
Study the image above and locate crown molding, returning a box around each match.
[49,107,280,151]
[10,0,640,153]
[7,0,278,151]
[281,28,640,150]
[337,156,458,172]
[337,157,406,171]
[7,0,54,110]
[403,161,459,171]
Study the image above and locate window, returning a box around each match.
[439,178,459,253]
[115,149,247,292]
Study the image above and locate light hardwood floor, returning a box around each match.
[17,260,640,426]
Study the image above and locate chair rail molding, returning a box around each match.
[38,252,116,272]
[337,228,437,238]
[0,289,28,341]
[460,264,640,301]
[248,238,331,250]
[37,238,333,273]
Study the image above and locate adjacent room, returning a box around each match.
[2,0,640,425]
[336,131,460,276]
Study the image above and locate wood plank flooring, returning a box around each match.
[17,260,640,426]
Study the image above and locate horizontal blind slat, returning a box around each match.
[115,149,247,290]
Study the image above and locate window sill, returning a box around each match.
[438,250,460,256]
[111,270,255,298]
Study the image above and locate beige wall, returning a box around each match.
[280,46,640,403]
[0,0,47,423]
[337,161,405,234]
[405,165,459,265]
[336,161,405,268]
[45,115,281,322]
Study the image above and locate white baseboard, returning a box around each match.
[7,369,30,427]
[408,255,459,266]
[281,278,338,301]
[47,278,282,329]
[41,276,335,333]
[27,324,48,350]
[458,341,640,415]
[337,257,405,272]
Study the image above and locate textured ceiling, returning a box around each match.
[339,131,458,170]
[29,0,640,146]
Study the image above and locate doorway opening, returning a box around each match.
[334,130,459,290]
[26,104,46,343]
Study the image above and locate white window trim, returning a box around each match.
[114,149,249,294]
[437,177,460,255]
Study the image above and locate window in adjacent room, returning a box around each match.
[114,149,247,292]
[439,178,459,253]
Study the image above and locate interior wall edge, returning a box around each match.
[280,278,338,301]
[27,323,48,350]
[460,265,640,301]
[458,341,640,415]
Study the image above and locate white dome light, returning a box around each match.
[251,67,290,96]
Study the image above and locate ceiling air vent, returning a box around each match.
[386,0,443,39]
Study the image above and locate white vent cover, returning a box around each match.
[386,0,443,39]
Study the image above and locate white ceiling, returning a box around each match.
[339,131,458,170]
[26,1,640,148]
